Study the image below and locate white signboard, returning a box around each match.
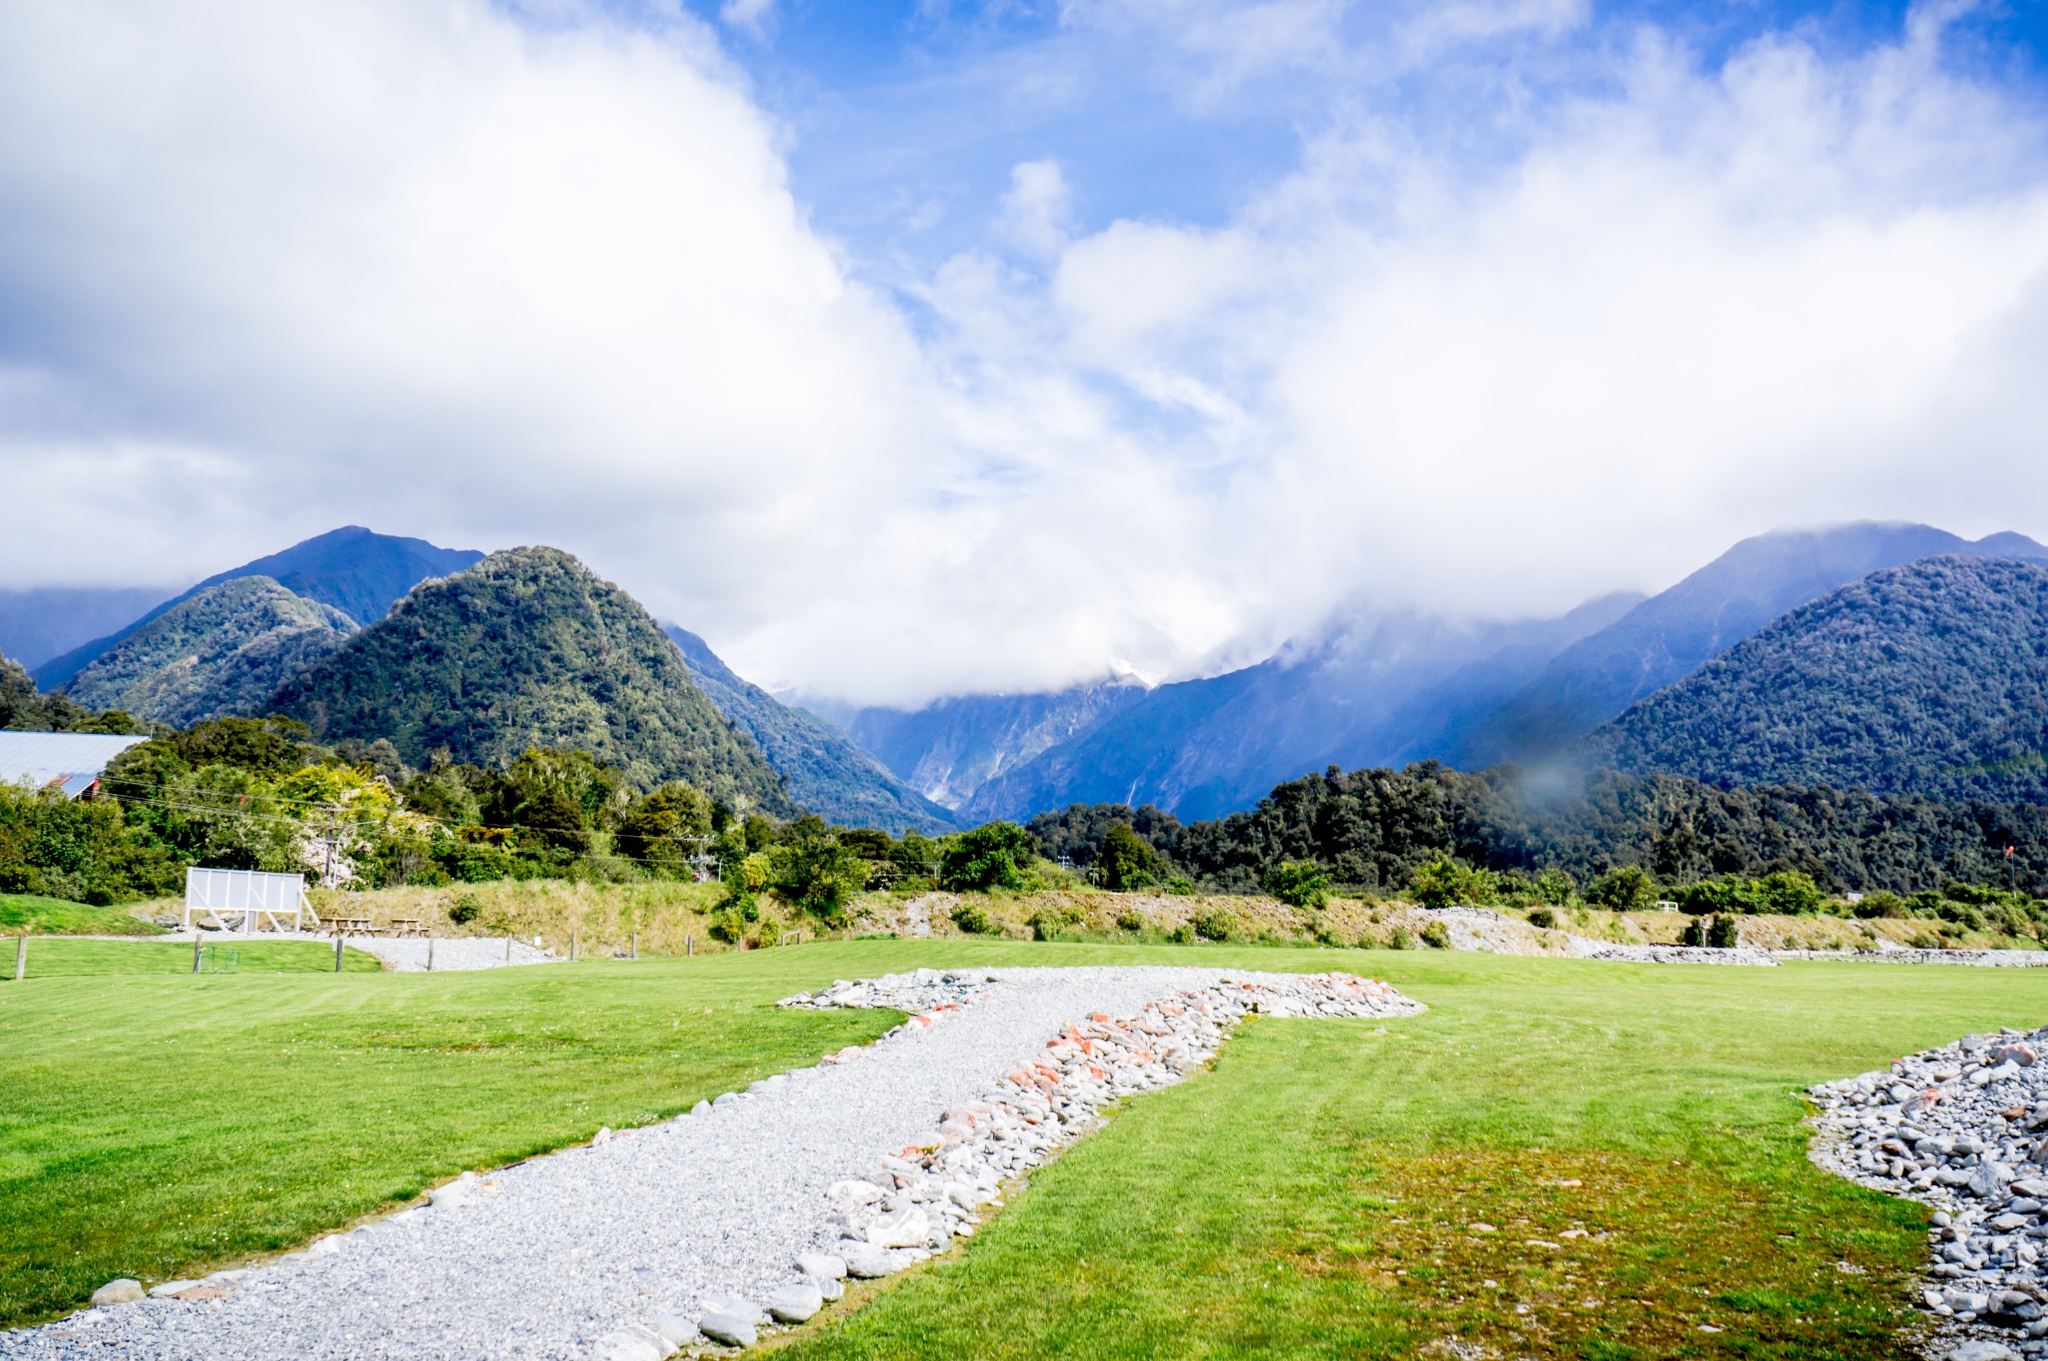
[184,867,310,934]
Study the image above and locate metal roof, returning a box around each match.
[0,731,151,799]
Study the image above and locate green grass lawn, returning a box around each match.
[3,939,2040,1357]
[13,938,385,976]
[0,893,162,937]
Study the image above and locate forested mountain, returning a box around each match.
[34,526,481,689]
[663,625,958,833]
[1584,555,2048,802]
[1449,523,2048,768]
[1040,762,2048,897]
[0,587,171,672]
[63,578,357,728]
[270,547,794,811]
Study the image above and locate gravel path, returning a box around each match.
[5,965,1421,1361]
[347,936,563,971]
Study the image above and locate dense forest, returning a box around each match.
[1586,556,2048,802]
[269,546,795,814]
[1030,761,2048,897]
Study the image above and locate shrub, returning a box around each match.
[1389,926,1415,950]
[1028,907,1064,941]
[1163,877,1197,896]
[707,910,744,943]
[942,822,1036,892]
[1708,915,1741,948]
[1114,908,1145,932]
[1526,906,1556,930]
[1409,858,1483,909]
[1262,861,1330,910]
[1853,890,1908,919]
[447,893,482,925]
[1584,866,1656,910]
[1753,871,1822,916]
[1166,921,1196,944]
[950,902,993,934]
[1098,823,1157,891]
[1420,920,1451,949]
[1193,907,1235,941]
[1531,867,1575,906]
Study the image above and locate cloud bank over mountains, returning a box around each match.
[2,0,2046,707]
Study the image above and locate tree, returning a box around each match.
[1583,865,1656,910]
[1099,823,1156,891]
[772,836,867,917]
[941,822,1035,892]
[616,781,714,872]
[1408,858,1486,909]
[1262,860,1329,909]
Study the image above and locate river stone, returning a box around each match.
[594,1326,674,1361]
[147,1281,202,1299]
[868,1206,929,1248]
[697,1312,758,1348]
[1947,1342,2016,1361]
[89,1280,143,1306]
[647,1314,695,1345]
[810,1274,845,1302]
[839,1241,896,1278]
[795,1252,847,1279]
[766,1283,824,1323]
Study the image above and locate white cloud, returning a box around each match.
[2,0,2047,709]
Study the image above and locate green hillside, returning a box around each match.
[270,547,794,811]
[64,577,356,728]
[1583,555,2048,801]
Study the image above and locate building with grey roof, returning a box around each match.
[0,730,150,799]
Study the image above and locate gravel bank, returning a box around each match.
[1809,1026,2048,1360]
[5,965,1422,1361]
[347,936,563,971]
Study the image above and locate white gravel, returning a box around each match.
[4,965,1422,1361]
[346,936,563,972]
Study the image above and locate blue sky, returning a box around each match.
[4,0,2048,703]
[688,0,2048,275]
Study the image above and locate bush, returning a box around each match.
[942,822,1036,892]
[447,893,482,925]
[1262,861,1330,910]
[1420,920,1451,949]
[1163,877,1197,896]
[1166,921,1196,944]
[707,910,745,944]
[1527,906,1556,930]
[1752,871,1822,915]
[1114,908,1145,932]
[1193,908,1235,941]
[1408,858,1483,909]
[1708,915,1741,948]
[1028,907,1064,941]
[1531,867,1575,906]
[1389,926,1415,950]
[1584,866,1656,910]
[1097,823,1156,891]
[950,902,993,935]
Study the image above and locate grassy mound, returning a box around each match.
[0,893,163,937]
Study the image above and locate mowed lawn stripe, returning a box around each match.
[772,951,2046,1360]
[0,951,900,1326]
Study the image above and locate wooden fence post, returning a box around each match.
[192,938,202,974]
[13,936,26,982]
[631,932,639,960]
[570,931,578,962]
[334,936,345,973]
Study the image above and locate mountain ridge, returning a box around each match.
[34,526,482,690]
[270,547,793,811]
[1582,554,2048,802]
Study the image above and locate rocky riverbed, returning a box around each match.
[6,966,1422,1361]
[1809,1026,2048,1360]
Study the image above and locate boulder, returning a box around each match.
[147,1281,201,1299]
[810,1275,845,1302]
[646,1314,695,1346]
[766,1283,824,1323]
[1947,1343,2016,1361]
[593,1326,675,1361]
[697,1312,758,1348]
[795,1252,846,1280]
[839,1241,896,1278]
[867,1207,929,1248]
[89,1279,143,1307]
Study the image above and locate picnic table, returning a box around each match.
[387,918,427,937]
[324,916,378,936]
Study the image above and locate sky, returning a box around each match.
[2,0,2047,706]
